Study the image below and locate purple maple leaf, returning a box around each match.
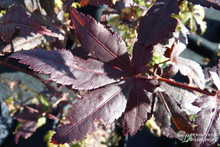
[191,63,220,147]
[9,8,160,144]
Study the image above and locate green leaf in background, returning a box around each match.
[38,94,50,111]
[44,130,84,147]
[36,116,46,128]
[177,1,207,34]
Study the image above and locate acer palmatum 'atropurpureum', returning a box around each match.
[0,0,220,147]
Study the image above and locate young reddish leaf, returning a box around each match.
[192,95,220,147]
[79,0,115,6]
[153,23,189,59]
[171,112,193,134]
[187,0,220,10]
[69,8,132,74]
[137,0,180,47]
[51,81,131,144]
[0,7,57,42]
[9,48,124,90]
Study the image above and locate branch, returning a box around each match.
[158,77,216,96]
[0,61,61,97]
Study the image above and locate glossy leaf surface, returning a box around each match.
[5,0,220,146]
[10,48,124,90]
[9,8,157,144]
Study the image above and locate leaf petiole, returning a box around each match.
[158,77,216,96]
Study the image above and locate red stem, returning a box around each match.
[158,77,216,96]
[0,61,61,97]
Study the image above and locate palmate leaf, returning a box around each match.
[9,7,157,144]
[192,95,220,147]
[0,7,57,42]
[191,64,220,147]
[69,8,156,137]
[154,83,199,138]
[187,0,220,10]
[137,0,180,47]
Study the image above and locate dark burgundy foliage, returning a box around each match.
[80,0,114,6]
[0,7,57,42]
[10,8,159,143]
[39,0,57,22]
[10,48,125,90]
[0,33,55,54]
[187,0,220,10]
[154,83,199,138]
[191,65,220,147]
[165,30,205,89]
[1,0,220,146]
[14,105,43,144]
[14,104,58,144]
[64,0,114,7]
[137,0,180,47]
[69,9,132,74]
